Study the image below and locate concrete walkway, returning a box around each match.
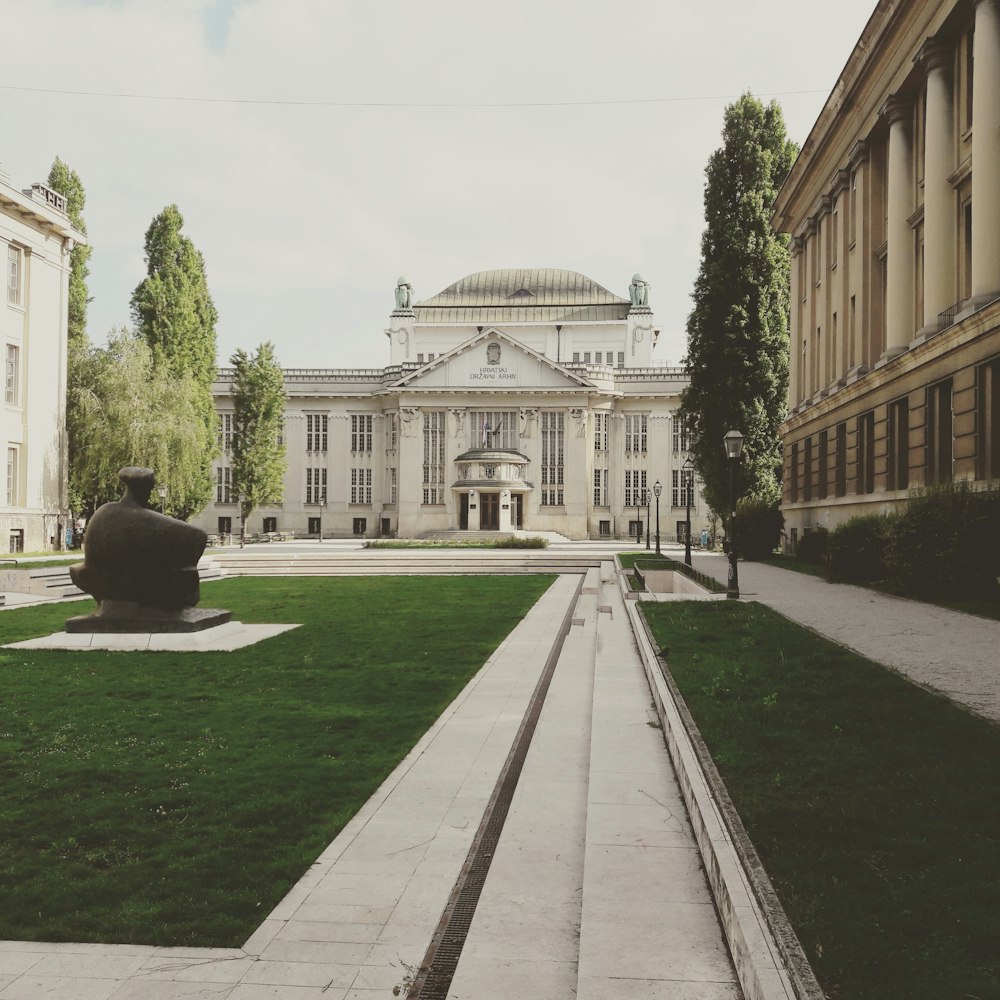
[687,549,1000,723]
[0,569,742,999]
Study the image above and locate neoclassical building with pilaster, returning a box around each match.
[196,269,704,542]
[773,0,1000,546]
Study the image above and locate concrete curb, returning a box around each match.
[620,569,824,1000]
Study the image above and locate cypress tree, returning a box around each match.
[46,157,92,345]
[681,93,798,518]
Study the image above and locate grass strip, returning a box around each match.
[641,600,1000,1000]
[0,574,553,947]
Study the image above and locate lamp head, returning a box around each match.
[653,480,662,498]
[156,484,168,500]
[723,429,744,460]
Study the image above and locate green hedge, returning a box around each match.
[796,526,828,564]
[886,481,1000,599]
[735,495,783,560]
[827,515,894,582]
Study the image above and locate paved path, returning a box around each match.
[686,549,1000,723]
[0,569,741,999]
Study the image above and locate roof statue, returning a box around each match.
[394,276,414,310]
[629,273,650,308]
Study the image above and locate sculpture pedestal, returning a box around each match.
[66,603,232,634]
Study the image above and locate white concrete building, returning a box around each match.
[1,170,84,553]
[199,269,705,542]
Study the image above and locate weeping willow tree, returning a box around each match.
[68,328,213,519]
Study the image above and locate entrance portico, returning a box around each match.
[455,449,530,532]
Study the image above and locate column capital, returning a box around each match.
[916,37,954,74]
[880,93,913,126]
[972,0,999,10]
[831,168,851,198]
[849,139,870,169]
[790,235,804,256]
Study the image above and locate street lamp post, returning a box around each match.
[653,480,662,555]
[723,429,744,599]
[238,490,246,549]
[644,488,651,550]
[682,457,694,567]
[156,484,167,516]
[319,496,326,543]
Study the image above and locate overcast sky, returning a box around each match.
[2,0,877,370]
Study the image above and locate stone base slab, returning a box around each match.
[3,621,300,652]
[65,605,232,634]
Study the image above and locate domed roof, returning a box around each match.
[413,268,631,323]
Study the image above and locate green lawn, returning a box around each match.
[0,575,553,947]
[641,601,1000,1000]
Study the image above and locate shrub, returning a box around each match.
[493,535,548,549]
[826,514,895,582]
[886,480,1000,599]
[796,526,828,564]
[736,494,783,560]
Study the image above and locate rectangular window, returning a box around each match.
[217,516,232,535]
[351,414,373,453]
[215,466,232,504]
[422,411,446,504]
[262,516,277,534]
[857,411,875,494]
[818,430,829,500]
[624,469,647,508]
[599,520,611,537]
[351,467,372,504]
[353,517,367,536]
[965,27,975,132]
[835,423,847,497]
[617,351,625,367]
[386,466,397,504]
[671,414,691,453]
[5,344,18,405]
[606,352,614,365]
[887,398,910,491]
[386,412,398,452]
[7,245,22,307]
[790,442,799,502]
[593,411,609,452]
[540,411,565,505]
[926,379,954,484]
[6,446,18,505]
[471,410,518,450]
[305,467,327,504]
[572,352,580,363]
[976,358,1000,480]
[583,352,591,363]
[593,468,608,507]
[803,437,813,501]
[308,517,321,535]
[306,414,328,452]
[217,413,233,452]
[625,414,648,453]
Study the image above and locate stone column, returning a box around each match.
[971,0,1000,304]
[468,488,480,530]
[918,39,958,332]
[881,95,915,359]
[788,237,803,409]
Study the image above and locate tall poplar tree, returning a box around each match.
[229,343,287,535]
[46,157,92,345]
[130,204,219,517]
[681,93,798,517]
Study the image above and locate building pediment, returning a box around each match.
[390,328,597,391]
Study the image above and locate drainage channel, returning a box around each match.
[406,573,585,1000]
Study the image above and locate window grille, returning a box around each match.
[351,467,372,504]
[305,467,327,504]
[422,411,446,504]
[351,414,373,453]
[540,411,564,505]
[306,414,328,452]
[625,414,647,453]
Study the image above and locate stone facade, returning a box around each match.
[0,171,84,553]
[773,0,1000,548]
[197,270,705,542]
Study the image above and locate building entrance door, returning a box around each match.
[481,492,500,530]
[459,494,469,530]
[512,494,523,529]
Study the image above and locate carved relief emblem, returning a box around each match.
[486,343,501,366]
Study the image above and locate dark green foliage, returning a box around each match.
[827,514,895,582]
[885,481,1000,599]
[795,526,828,565]
[0,574,552,946]
[229,343,287,528]
[735,494,783,560]
[642,601,1000,1000]
[491,535,548,548]
[681,94,798,516]
[46,158,92,345]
